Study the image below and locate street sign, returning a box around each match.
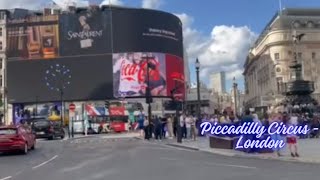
[69,103,76,112]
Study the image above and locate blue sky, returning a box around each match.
[101,0,320,92]
[3,0,320,92]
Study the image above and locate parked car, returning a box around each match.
[0,125,36,154]
[31,120,65,140]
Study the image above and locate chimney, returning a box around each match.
[43,8,51,15]
[52,9,61,15]
[68,6,76,13]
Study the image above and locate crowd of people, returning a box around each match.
[136,111,200,141]
[136,109,320,157]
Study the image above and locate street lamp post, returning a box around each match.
[233,77,238,115]
[171,80,182,143]
[142,54,154,139]
[195,58,201,119]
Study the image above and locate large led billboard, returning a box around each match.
[59,9,112,56]
[7,15,60,60]
[7,55,113,104]
[113,52,185,99]
[111,8,183,58]
[7,7,184,103]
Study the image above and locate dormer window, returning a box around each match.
[307,21,314,28]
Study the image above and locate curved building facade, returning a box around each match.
[6,6,185,104]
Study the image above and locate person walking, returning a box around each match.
[143,117,150,140]
[179,113,186,139]
[138,111,145,137]
[185,115,192,139]
[167,115,173,139]
[153,116,162,141]
[287,114,300,157]
[161,116,167,139]
[191,115,197,141]
[270,113,284,157]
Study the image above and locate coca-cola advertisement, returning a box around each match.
[113,52,167,98]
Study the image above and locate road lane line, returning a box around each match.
[160,157,257,170]
[204,162,257,169]
[32,155,58,170]
[0,176,12,180]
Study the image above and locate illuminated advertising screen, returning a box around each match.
[111,8,183,58]
[7,15,60,60]
[59,9,112,56]
[113,52,185,99]
[7,7,184,103]
[7,55,113,103]
[113,52,167,97]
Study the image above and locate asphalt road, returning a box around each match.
[1,137,320,180]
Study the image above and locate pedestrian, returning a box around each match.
[138,111,145,137]
[173,115,178,137]
[153,116,162,141]
[179,113,186,139]
[270,113,284,157]
[143,117,149,140]
[185,115,192,139]
[287,114,300,157]
[161,116,167,139]
[241,110,254,153]
[167,115,173,139]
[191,115,197,141]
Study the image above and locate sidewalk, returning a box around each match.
[147,136,320,164]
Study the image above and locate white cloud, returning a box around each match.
[142,0,163,9]
[0,0,92,10]
[100,0,124,6]
[226,69,243,80]
[175,13,257,84]
[0,0,47,9]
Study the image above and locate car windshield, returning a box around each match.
[33,121,50,127]
[0,128,17,135]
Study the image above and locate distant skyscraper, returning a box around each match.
[210,71,226,93]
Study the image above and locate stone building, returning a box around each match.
[244,8,320,110]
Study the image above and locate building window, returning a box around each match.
[0,41,2,50]
[0,27,2,37]
[0,75,2,87]
[312,52,316,59]
[0,12,4,20]
[0,58,2,69]
[276,77,283,93]
[288,51,292,55]
[274,53,280,60]
[298,52,302,59]
[276,67,281,73]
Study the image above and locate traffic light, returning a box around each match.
[105,101,110,109]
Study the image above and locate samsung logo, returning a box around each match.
[67,30,103,40]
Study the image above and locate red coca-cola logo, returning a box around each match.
[120,59,161,83]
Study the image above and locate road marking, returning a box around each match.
[204,162,257,169]
[32,155,58,170]
[0,176,12,180]
[160,157,257,170]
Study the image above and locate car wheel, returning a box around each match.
[61,135,65,139]
[22,143,28,154]
[48,136,54,140]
